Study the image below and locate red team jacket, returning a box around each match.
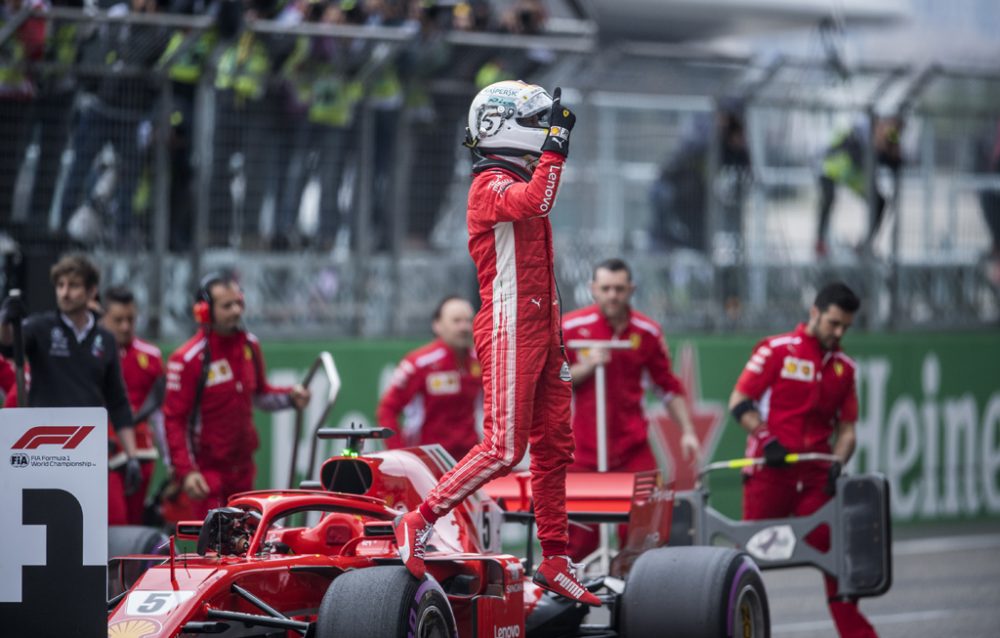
[562,305,686,470]
[109,337,163,467]
[376,339,482,461]
[0,355,14,404]
[735,323,858,454]
[163,329,291,479]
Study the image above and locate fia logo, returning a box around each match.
[10,453,28,468]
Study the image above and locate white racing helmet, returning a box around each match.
[467,80,553,156]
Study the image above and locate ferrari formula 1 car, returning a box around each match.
[109,352,769,638]
[108,426,770,638]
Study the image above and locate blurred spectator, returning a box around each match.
[209,0,275,246]
[649,102,751,253]
[156,1,218,250]
[816,115,903,257]
[362,0,405,252]
[274,0,364,250]
[499,0,544,35]
[979,120,1000,286]
[399,0,454,247]
[0,0,46,226]
[37,0,84,218]
[60,0,170,246]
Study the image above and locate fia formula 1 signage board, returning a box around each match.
[0,408,107,635]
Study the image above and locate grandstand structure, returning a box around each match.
[1,0,998,339]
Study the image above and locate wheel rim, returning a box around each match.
[416,605,451,638]
[733,584,765,638]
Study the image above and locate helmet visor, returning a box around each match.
[515,90,552,129]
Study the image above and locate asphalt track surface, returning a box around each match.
[765,528,1000,638]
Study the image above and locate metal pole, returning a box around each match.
[353,102,375,335]
[390,109,413,335]
[566,338,632,575]
[149,78,172,339]
[191,44,221,290]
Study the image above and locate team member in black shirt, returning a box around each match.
[1,254,141,499]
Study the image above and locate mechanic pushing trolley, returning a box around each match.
[393,81,602,607]
[729,282,878,637]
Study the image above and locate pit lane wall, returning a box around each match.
[251,332,999,525]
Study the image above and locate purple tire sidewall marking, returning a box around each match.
[410,577,457,638]
[726,558,754,637]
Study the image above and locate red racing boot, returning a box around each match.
[533,556,601,607]
[393,509,433,579]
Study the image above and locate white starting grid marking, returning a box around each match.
[892,533,1000,557]
[774,609,954,633]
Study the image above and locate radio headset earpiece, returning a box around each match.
[192,272,227,326]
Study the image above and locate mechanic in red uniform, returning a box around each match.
[101,286,165,525]
[377,296,482,461]
[562,258,700,560]
[163,273,310,520]
[393,81,599,606]
[0,354,14,404]
[729,282,877,638]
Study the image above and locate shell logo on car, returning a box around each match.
[108,619,162,638]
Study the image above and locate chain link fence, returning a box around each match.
[2,7,998,339]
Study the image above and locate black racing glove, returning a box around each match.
[825,461,842,496]
[124,457,143,496]
[762,438,789,467]
[0,294,26,325]
[541,87,576,157]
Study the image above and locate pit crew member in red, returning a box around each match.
[163,274,310,519]
[729,282,877,638]
[377,296,482,461]
[563,258,700,560]
[0,354,13,404]
[393,82,599,606]
[102,286,165,525]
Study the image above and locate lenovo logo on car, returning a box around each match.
[494,624,520,638]
[11,426,95,450]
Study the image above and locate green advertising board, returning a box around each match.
[165,331,999,527]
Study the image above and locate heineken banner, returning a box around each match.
[238,333,998,524]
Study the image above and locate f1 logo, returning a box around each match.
[11,426,95,450]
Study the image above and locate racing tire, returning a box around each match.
[315,566,456,638]
[108,525,169,558]
[620,546,769,638]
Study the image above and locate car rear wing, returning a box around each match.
[673,456,892,599]
[483,470,674,579]
[483,471,643,523]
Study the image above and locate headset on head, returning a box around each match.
[192,272,232,326]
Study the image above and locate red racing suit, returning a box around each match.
[736,323,876,638]
[109,337,164,525]
[422,151,575,557]
[377,338,482,461]
[0,354,14,404]
[163,329,293,519]
[562,304,686,472]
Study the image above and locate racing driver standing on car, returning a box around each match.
[163,273,310,520]
[393,81,600,606]
[729,282,877,637]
